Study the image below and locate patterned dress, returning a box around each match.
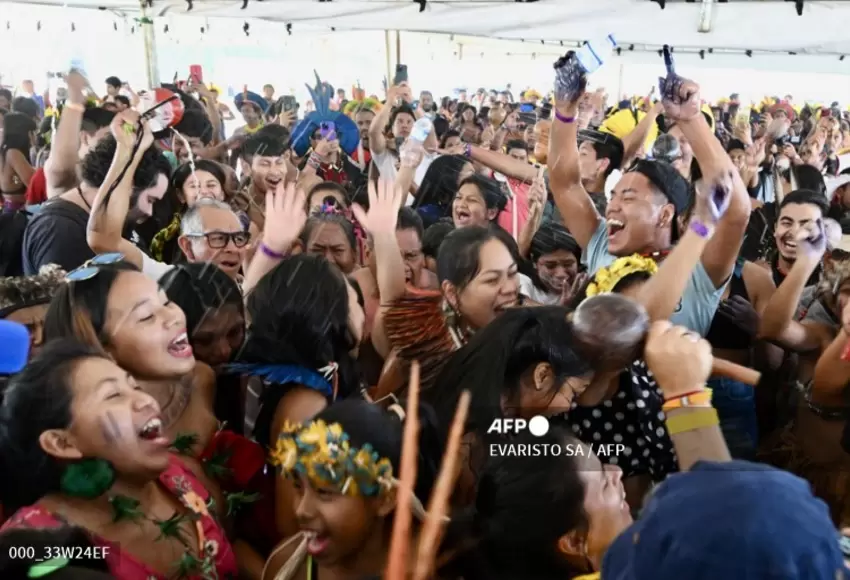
[2,455,238,580]
[552,360,678,481]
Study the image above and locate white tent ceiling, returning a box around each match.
[3,0,850,56]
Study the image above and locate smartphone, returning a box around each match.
[320,121,337,141]
[394,64,409,86]
[189,64,203,84]
[282,95,297,113]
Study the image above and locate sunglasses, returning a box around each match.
[186,231,251,249]
[66,253,125,282]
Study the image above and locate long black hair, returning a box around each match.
[0,112,35,163]
[44,261,140,348]
[159,262,243,342]
[431,307,590,437]
[0,340,109,511]
[444,427,589,580]
[437,225,521,294]
[239,255,362,445]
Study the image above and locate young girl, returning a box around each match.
[261,399,442,580]
[43,257,222,511]
[0,339,236,578]
[520,222,583,305]
[433,306,592,505]
[451,174,506,230]
[231,254,365,540]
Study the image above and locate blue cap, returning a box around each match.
[0,320,30,375]
[603,460,847,580]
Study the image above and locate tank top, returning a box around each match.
[704,262,752,351]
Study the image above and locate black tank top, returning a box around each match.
[704,262,752,351]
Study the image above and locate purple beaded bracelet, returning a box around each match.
[260,243,288,260]
[690,220,711,239]
[554,110,576,124]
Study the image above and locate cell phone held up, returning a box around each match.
[189,65,203,84]
[320,121,337,142]
[393,64,409,86]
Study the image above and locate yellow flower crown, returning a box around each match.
[269,419,394,497]
[585,254,658,297]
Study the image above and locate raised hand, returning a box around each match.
[692,169,734,228]
[796,218,827,262]
[110,109,142,150]
[263,181,306,254]
[644,320,713,399]
[553,50,588,105]
[351,179,405,237]
[658,45,701,122]
[715,295,760,338]
[559,272,588,306]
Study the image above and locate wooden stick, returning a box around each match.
[413,390,470,580]
[384,361,420,580]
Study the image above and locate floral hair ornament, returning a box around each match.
[28,558,69,578]
[269,419,394,498]
[585,254,658,297]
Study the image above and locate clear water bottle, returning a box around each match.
[575,35,617,75]
[69,58,87,78]
[410,116,433,143]
[554,34,616,103]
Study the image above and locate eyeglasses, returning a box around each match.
[186,231,251,249]
[66,253,125,282]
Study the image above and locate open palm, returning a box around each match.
[351,179,405,237]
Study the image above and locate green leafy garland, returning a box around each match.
[169,426,262,517]
[107,494,218,580]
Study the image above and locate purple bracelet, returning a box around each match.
[690,220,711,238]
[554,110,576,124]
[260,242,288,260]
[463,142,473,159]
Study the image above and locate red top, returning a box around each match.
[25,167,47,205]
[2,455,238,580]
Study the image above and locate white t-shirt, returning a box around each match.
[519,274,561,305]
[141,252,174,281]
[373,149,438,206]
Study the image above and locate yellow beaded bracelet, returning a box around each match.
[665,408,719,435]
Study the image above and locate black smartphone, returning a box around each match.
[282,95,297,113]
[394,64,409,86]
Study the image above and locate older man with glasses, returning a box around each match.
[176,198,251,281]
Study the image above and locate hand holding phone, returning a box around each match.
[394,64,409,86]
[658,44,700,122]
[552,50,588,105]
[320,121,337,142]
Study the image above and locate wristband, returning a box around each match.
[307,154,322,171]
[260,242,288,260]
[64,102,85,113]
[554,110,576,124]
[663,388,706,402]
[463,143,472,159]
[690,220,711,239]
[665,408,719,435]
[662,389,713,412]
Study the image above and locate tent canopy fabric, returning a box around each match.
[4,0,850,55]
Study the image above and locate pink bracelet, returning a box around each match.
[554,110,575,124]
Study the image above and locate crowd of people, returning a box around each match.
[1,50,850,580]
